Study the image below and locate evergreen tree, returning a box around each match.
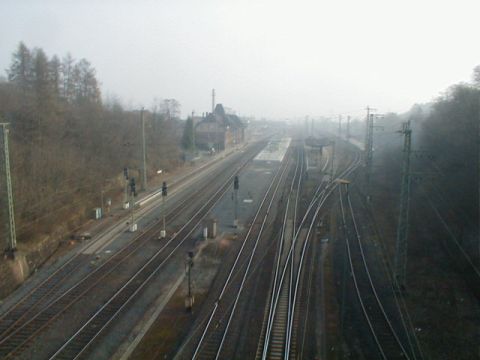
[49,55,61,99]
[32,48,52,107]
[61,53,75,101]
[7,42,32,94]
[182,117,195,152]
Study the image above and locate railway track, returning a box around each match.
[338,185,413,360]
[185,147,293,360]
[0,142,265,359]
[259,147,303,360]
[259,147,361,360]
[0,144,254,343]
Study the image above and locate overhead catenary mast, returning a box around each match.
[141,108,147,191]
[346,115,351,141]
[338,115,342,137]
[364,106,377,201]
[394,120,413,290]
[1,123,17,258]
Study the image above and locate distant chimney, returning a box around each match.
[212,89,215,114]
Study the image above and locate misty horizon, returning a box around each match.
[1,0,479,119]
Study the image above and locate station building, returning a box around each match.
[195,104,246,151]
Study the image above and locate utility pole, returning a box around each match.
[233,176,239,228]
[365,112,374,201]
[330,141,336,183]
[140,108,147,191]
[364,106,379,202]
[338,115,342,137]
[364,106,372,158]
[346,116,351,141]
[192,111,196,154]
[1,123,17,258]
[160,181,168,238]
[394,120,412,290]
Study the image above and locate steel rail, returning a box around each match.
[339,185,387,359]
[48,152,256,360]
[0,142,257,341]
[261,188,325,359]
[262,150,361,359]
[0,144,264,359]
[285,146,303,357]
[346,192,411,359]
[213,156,292,360]
[340,184,411,360]
[260,148,301,360]
[355,188,422,360]
[191,151,292,360]
[262,168,331,358]
[285,152,362,359]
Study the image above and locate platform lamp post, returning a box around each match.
[160,181,168,238]
[185,251,194,312]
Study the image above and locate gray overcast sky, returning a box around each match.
[1,0,479,119]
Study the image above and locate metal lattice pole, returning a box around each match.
[394,120,412,290]
[364,106,371,162]
[1,123,17,256]
[365,112,374,200]
[330,140,336,183]
[346,115,351,141]
[141,108,147,191]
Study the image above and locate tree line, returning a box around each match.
[0,42,183,246]
[372,66,480,269]
[418,68,480,259]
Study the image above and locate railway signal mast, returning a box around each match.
[160,181,168,238]
[394,120,412,291]
[233,176,239,228]
[123,167,130,209]
[129,177,137,232]
[1,123,16,259]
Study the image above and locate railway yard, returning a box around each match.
[0,125,455,360]
[2,2,480,358]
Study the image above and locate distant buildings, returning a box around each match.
[195,104,246,151]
